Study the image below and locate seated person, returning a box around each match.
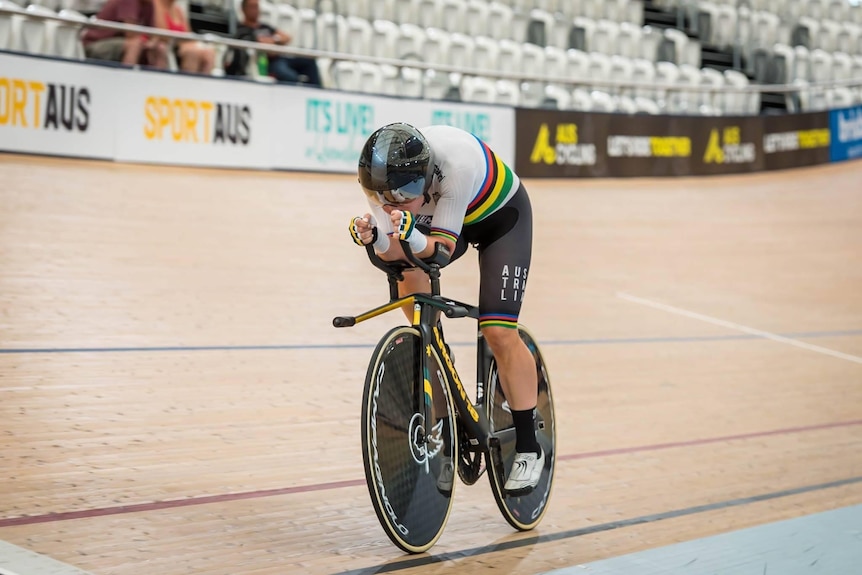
[155,0,215,75]
[235,0,322,86]
[82,0,168,69]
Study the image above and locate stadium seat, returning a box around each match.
[586,51,611,90]
[593,19,619,55]
[590,90,616,112]
[638,25,663,61]
[19,4,54,55]
[556,0,583,20]
[793,45,811,82]
[654,60,681,111]
[357,62,385,94]
[519,41,546,106]
[343,15,373,56]
[699,66,725,114]
[487,2,514,41]
[423,27,451,67]
[543,45,568,83]
[723,68,756,115]
[341,0,369,19]
[423,68,458,100]
[626,0,644,25]
[525,8,555,47]
[616,22,641,59]
[631,57,656,99]
[836,23,860,55]
[769,43,794,83]
[542,84,572,109]
[330,59,362,92]
[564,48,590,85]
[460,75,496,103]
[570,17,596,51]
[370,18,399,60]
[473,36,500,73]
[439,0,466,34]
[447,32,475,70]
[818,20,841,52]
[832,51,853,83]
[292,7,317,50]
[275,4,299,40]
[809,48,834,84]
[671,63,702,114]
[390,0,414,25]
[603,0,628,23]
[570,87,593,111]
[464,0,489,38]
[608,55,633,96]
[581,0,603,20]
[0,0,24,51]
[395,22,426,61]
[367,0,395,23]
[53,8,86,60]
[415,0,442,29]
[495,79,521,106]
[315,12,346,54]
[393,65,425,98]
[633,96,661,114]
[615,94,638,114]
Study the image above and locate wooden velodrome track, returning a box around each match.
[1,153,861,575]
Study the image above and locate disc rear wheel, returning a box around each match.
[485,326,555,531]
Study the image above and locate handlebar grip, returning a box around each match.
[332,316,356,328]
[445,306,469,318]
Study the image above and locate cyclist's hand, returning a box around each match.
[349,214,378,246]
[389,210,417,241]
[389,210,428,253]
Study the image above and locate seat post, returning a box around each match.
[428,264,441,297]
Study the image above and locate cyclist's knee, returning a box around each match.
[482,325,520,354]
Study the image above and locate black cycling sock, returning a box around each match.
[512,408,540,455]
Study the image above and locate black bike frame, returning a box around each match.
[332,243,500,455]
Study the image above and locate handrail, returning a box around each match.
[3,5,862,97]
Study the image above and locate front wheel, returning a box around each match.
[485,326,555,531]
[360,326,458,553]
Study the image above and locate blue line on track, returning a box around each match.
[0,330,860,355]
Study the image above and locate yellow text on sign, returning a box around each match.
[0,78,46,128]
[704,126,742,163]
[144,97,214,142]
[530,123,580,164]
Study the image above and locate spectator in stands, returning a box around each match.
[155,0,215,74]
[82,0,168,68]
[233,0,322,86]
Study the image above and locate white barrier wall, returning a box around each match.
[0,52,116,159]
[0,52,516,172]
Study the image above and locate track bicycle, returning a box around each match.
[333,241,555,553]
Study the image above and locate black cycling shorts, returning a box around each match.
[449,183,533,330]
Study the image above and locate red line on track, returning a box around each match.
[2,419,860,528]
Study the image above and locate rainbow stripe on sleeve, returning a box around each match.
[479,313,519,330]
[465,137,517,226]
[430,227,459,243]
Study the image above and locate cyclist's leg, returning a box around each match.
[473,184,536,410]
[471,185,544,489]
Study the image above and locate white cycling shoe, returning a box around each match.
[504,448,545,495]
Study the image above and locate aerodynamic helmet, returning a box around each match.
[358,123,433,206]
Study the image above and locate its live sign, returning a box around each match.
[306,98,374,136]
